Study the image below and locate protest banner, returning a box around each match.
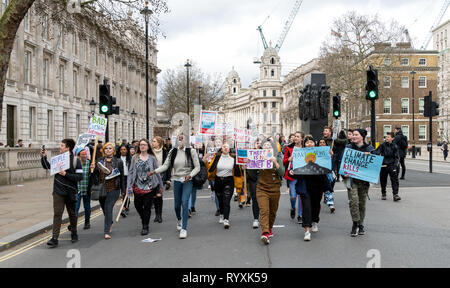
[332,120,341,140]
[215,123,234,136]
[88,115,108,138]
[292,147,332,175]
[75,133,94,152]
[50,151,70,176]
[236,149,248,165]
[199,110,217,135]
[234,128,251,142]
[339,148,384,183]
[246,149,273,169]
[236,142,250,149]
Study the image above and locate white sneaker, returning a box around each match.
[179,229,187,239]
[176,220,182,231]
[224,219,230,229]
[311,222,319,233]
[304,231,311,241]
[219,215,224,224]
[252,219,259,229]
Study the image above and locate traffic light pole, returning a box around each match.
[429,91,433,173]
[371,99,376,147]
[105,115,109,143]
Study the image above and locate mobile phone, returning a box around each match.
[42,145,46,150]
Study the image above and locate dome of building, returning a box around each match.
[228,67,240,79]
[263,47,278,58]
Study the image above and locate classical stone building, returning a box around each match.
[0,2,159,148]
[433,19,450,142]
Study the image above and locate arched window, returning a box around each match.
[233,87,236,94]
[271,58,275,64]
[233,79,237,84]
[271,70,275,77]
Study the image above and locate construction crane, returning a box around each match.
[421,0,450,50]
[255,0,303,56]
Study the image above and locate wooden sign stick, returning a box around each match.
[116,193,128,222]
[90,136,98,173]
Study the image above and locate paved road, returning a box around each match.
[1,180,450,268]
[405,159,450,175]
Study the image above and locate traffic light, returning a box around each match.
[431,102,439,116]
[99,84,111,115]
[424,95,440,117]
[365,66,379,100]
[332,94,341,118]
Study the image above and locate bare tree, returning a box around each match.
[0,0,169,131]
[160,62,225,120]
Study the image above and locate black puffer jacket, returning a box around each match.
[393,130,408,158]
[374,142,399,167]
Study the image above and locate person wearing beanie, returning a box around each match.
[75,149,93,230]
[341,129,375,237]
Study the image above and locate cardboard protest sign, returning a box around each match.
[292,147,332,175]
[236,142,250,149]
[88,115,108,138]
[76,133,94,151]
[50,151,70,176]
[339,148,384,183]
[234,128,251,142]
[332,120,341,140]
[199,111,217,135]
[236,149,248,165]
[246,149,273,169]
[215,123,234,136]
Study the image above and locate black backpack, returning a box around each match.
[169,148,208,189]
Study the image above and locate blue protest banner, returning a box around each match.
[339,148,384,183]
[292,146,332,175]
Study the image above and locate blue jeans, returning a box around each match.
[75,193,91,223]
[189,186,197,210]
[173,180,193,230]
[210,180,220,210]
[288,179,302,217]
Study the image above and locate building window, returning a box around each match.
[401,99,409,114]
[272,102,276,108]
[58,64,64,93]
[73,70,78,97]
[263,113,267,123]
[233,87,236,94]
[271,113,276,122]
[24,51,31,83]
[272,126,277,135]
[383,125,392,138]
[47,110,53,140]
[43,59,49,89]
[401,125,409,141]
[419,58,427,66]
[272,90,276,97]
[418,76,427,88]
[63,112,68,138]
[263,102,267,108]
[419,98,424,114]
[401,76,409,88]
[84,41,89,62]
[72,32,78,56]
[383,98,391,114]
[271,70,275,77]
[263,126,267,134]
[384,58,391,66]
[42,14,48,40]
[85,74,89,99]
[57,24,64,49]
[271,58,275,64]
[29,107,36,140]
[233,79,236,84]
[263,90,266,97]
[401,58,409,66]
[383,76,391,88]
[419,125,427,140]
[76,114,81,136]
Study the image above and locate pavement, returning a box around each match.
[0,160,449,267]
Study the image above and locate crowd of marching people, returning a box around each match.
[40,125,405,248]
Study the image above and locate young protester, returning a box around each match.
[130,146,136,157]
[247,139,261,228]
[393,127,408,180]
[151,134,200,239]
[290,136,330,241]
[256,139,284,245]
[127,139,163,236]
[204,143,243,229]
[375,132,401,202]
[75,148,92,229]
[283,132,305,223]
[41,139,83,248]
[90,142,126,240]
[342,129,375,237]
[319,139,336,213]
[118,144,132,218]
[152,136,171,223]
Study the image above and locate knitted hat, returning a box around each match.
[355,129,367,139]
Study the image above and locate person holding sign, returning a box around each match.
[374,132,401,202]
[246,139,261,229]
[341,129,375,237]
[254,140,284,245]
[90,142,126,240]
[204,143,243,229]
[41,139,83,248]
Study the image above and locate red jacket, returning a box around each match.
[283,144,294,181]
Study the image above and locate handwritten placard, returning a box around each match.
[236,149,248,165]
[292,147,332,175]
[199,111,217,135]
[88,115,108,137]
[339,148,384,183]
[247,149,273,169]
[50,151,70,176]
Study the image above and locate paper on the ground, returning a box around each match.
[142,238,162,243]
[273,225,286,228]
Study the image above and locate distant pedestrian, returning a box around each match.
[442,141,448,161]
[90,142,126,240]
[15,139,24,148]
[394,127,408,180]
[247,139,261,229]
[127,139,163,236]
[341,129,375,237]
[75,149,92,230]
[41,139,83,248]
[152,136,171,223]
[375,132,401,202]
[319,138,335,213]
[119,144,132,218]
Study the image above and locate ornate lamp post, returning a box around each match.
[131,108,137,140]
[185,59,192,117]
[141,1,152,139]
[411,71,416,158]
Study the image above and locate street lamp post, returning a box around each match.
[411,71,416,158]
[185,59,192,117]
[141,1,152,140]
[198,86,202,108]
[131,108,137,140]
[89,98,97,117]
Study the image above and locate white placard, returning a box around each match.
[50,151,70,176]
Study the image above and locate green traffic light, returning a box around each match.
[334,111,340,117]
[369,91,376,98]
[101,105,109,113]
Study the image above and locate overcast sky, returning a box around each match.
[155,0,450,93]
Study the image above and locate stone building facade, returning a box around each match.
[433,20,450,142]
[0,2,159,148]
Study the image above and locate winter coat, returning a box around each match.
[92,156,126,195]
[374,142,399,167]
[393,131,408,158]
[206,152,244,190]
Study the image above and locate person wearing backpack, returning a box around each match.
[151,134,200,239]
[189,146,208,217]
[204,143,243,229]
[394,127,408,180]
